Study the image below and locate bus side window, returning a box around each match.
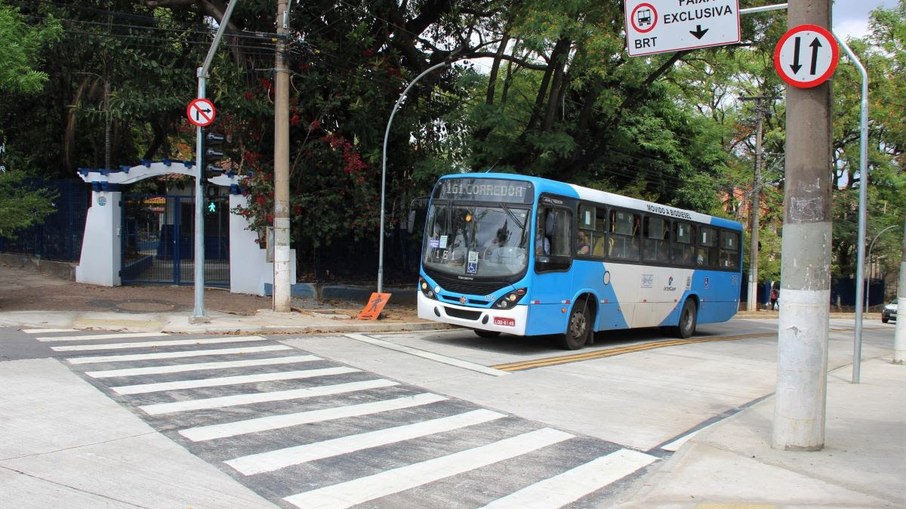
[592,208,607,256]
[672,221,694,265]
[576,204,595,256]
[719,230,740,269]
[549,209,572,257]
[608,210,639,260]
[697,226,718,267]
[642,216,669,263]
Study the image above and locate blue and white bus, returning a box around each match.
[417,173,743,349]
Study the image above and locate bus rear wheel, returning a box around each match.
[560,301,591,350]
[674,299,698,339]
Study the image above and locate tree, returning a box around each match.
[0,1,61,240]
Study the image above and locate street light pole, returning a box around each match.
[865,224,898,308]
[378,61,448,293]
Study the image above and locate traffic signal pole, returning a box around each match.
[191,0,238,323]
[773,0,833,451]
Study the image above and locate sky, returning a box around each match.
[833,0,900,39]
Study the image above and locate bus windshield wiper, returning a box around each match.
[499,203,525,231]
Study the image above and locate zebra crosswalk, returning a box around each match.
[28,328,660,508]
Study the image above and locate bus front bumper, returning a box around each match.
[417,292,529,336]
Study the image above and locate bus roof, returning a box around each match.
[437,172,742,231]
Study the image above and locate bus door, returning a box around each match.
[528,197,575,335]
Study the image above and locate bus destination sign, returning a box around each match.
[435,178,533,204]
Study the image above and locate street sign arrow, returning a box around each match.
[809,38,822,75]
[690,25,709,40]
[790,37,802,73]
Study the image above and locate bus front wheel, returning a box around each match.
[675,299,698,339]
[560,301,591,350]
[474,329,501,338]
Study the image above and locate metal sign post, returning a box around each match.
[189,0,238,323]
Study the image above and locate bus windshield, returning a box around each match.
[422,202,530,278]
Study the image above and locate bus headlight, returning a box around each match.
[493,288,526,309]
[419,277,437,300]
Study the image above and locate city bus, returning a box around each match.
[417,173,743,349]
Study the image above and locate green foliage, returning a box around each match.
[0,171,57,239]
[0,2,61,94]
[3,0,903,284]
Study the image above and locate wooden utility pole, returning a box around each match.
[773,0,833,451]
[273,0,291,312]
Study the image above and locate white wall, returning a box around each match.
[75,191,122,286]
[229,194,296,295]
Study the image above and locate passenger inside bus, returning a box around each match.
[535,222,550,255]
[577,231,590,255]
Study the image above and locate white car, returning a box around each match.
[882,301,898,323]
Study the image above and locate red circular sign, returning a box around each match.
[186,98,217,127]
[774,24,839,88]
[630,3,658,34]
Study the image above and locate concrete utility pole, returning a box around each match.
[895,215,906,363]
[273,0,292,312]
[773,0,833,451]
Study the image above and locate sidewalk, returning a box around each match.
[1,260,903,508]
[616,357,905,508]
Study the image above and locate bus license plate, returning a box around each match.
[493,317,516,327]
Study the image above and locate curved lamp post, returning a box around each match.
[864,224,899,307]
[378,61,449,293]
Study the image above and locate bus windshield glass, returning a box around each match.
[423,179,533,278]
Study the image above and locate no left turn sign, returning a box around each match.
[774,24,839,88]
[186,98,217,127]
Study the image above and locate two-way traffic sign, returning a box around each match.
[625,0,741,57]
[773,24,839,88]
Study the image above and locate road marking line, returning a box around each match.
[66,345,291,365]
[180,393,448,442]
[22,328,78,334]
[283,428,573,509]
[86,354,322,379]
[140,379,398,416]
[344,333,509,377]
[51,335,268,352]
[493,333,772,371]
[37,331,164,342]
[227,409,506,475]
[480,449,657,508]
[111,366,360,395]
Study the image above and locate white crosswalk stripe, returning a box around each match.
[283,428,574,509]
[53,330,659,508]
[226,408,506,475]
[112,366,359,395]
[52,335,269,352]
[479,449,658,509]
[86,354,321,378]
[66,344,292,364]
[140,378,399,415]
[179,392,449,442]
[36,331,163,342]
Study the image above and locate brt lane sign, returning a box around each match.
[625,0,741,57]
[773,24,839,89]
